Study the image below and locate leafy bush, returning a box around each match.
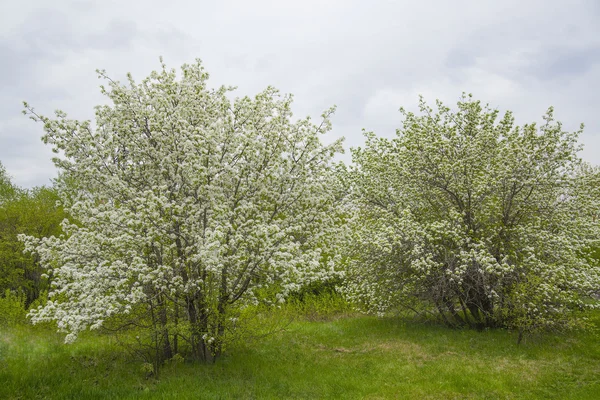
[0,289,27,326]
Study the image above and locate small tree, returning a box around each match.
[344,94,600,336]
[21,59,344,365]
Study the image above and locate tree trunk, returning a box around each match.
[157,295,173,360]
[444,297,466,327]
[173,299,179,355]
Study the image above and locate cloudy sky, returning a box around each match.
[1,0,599,187]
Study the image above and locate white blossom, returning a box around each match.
[21,59,345,359]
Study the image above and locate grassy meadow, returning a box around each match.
[1,304,599,400]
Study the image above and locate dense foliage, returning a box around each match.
[343,95,600,336]
[0,163,65,309]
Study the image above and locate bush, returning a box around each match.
[344,94,600,333]
[0,289,27,326]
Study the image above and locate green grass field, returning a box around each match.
[1,310,599,399]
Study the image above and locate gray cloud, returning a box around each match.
[1,0,600,187]
[536,45,600,80]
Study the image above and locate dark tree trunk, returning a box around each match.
[157,295,173,360]
[445,298,466,327]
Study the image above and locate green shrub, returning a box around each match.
[0,289,27,326]
[285,279,352,320]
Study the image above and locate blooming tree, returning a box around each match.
[21,59,344,364]
[344,94,599,337]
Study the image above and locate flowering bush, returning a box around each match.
[343,94,600,335]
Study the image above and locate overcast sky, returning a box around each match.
[1,0,599,187]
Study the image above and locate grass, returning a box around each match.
[1,310,599,399]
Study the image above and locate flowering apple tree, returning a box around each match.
[344,94,600,337]
[21,59,344,365]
